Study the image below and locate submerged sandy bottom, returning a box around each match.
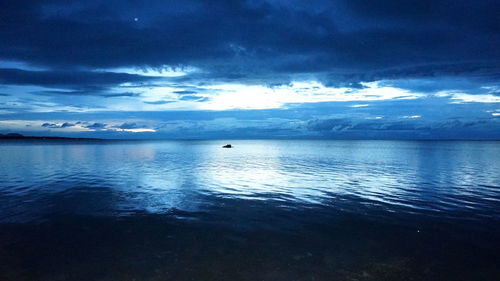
[1,212,499,281]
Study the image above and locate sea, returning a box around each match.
[0,140,499,281]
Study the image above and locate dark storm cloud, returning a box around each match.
[1,0,498,85]
[340,0,499,32]
[0,68,155,93]
[317,63,500,88]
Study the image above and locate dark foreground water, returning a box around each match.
[0,140,499,281]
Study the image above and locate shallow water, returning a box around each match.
[0,140,499,280]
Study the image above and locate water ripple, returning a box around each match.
[0,140,499,224]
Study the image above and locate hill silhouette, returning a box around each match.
[0,133,101,140]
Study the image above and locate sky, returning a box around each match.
[0,0,499,139]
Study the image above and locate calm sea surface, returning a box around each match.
[0,140,499,280]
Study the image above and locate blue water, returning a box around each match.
[0,140,499,280]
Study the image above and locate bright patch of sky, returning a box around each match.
[120,81,423,111]
[435,91,500,103]
[104,65,197,77]
[2,79,498,114]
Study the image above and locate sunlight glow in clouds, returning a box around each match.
[436,92,500,103]
[105,65,197,77]
[103,81,425,112]
[111,128,156,133]
[201,81,423,110]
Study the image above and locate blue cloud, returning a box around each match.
[116,122,138,129]
[41,122,76,128]
[179,95,209,102]
[84,123,107,130]
[143,100,174,105]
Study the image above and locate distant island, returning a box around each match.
[0,133,101,141]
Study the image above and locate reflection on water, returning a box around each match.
[0,140,499,280]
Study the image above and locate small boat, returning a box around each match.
[222,144,232,148]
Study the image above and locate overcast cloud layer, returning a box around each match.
[1,0,499,139]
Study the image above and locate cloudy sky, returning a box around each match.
[1,0,499,139]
